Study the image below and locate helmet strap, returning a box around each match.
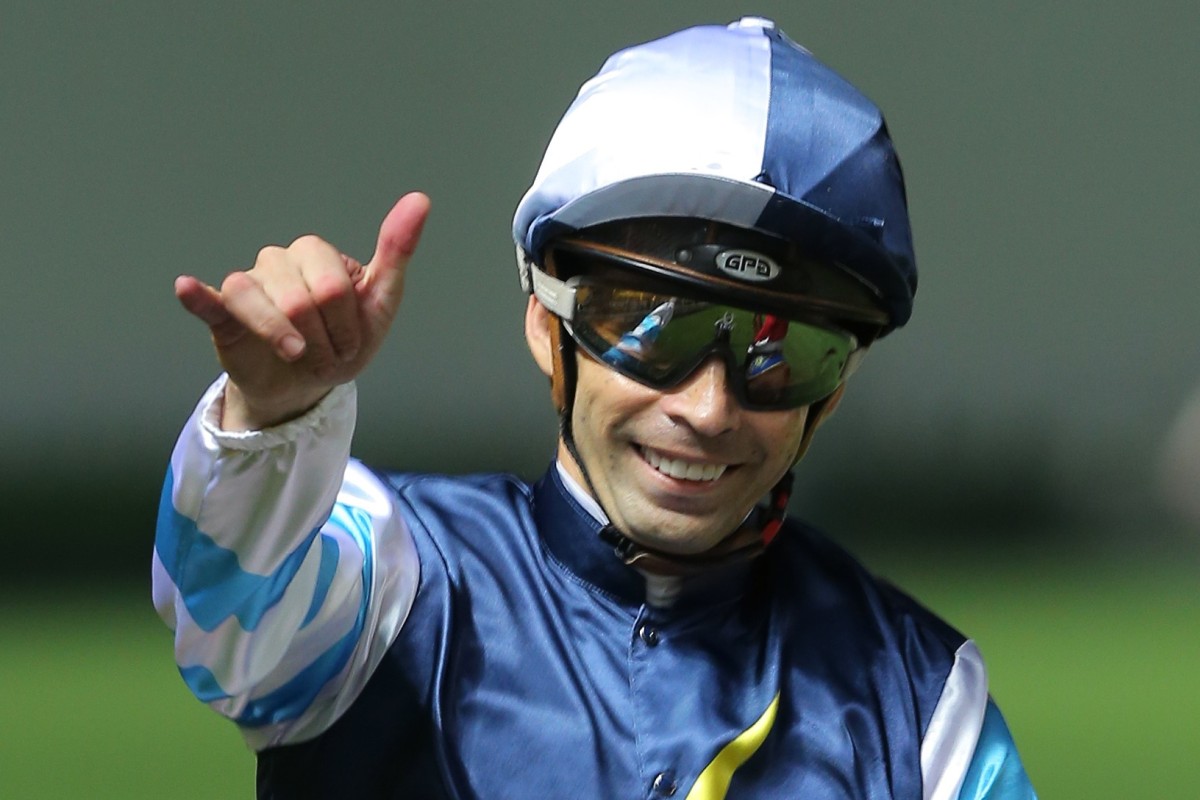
[547,314,575,417]
[597,471,794,577]
[549,317,607,518]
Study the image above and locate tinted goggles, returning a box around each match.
[532,267,867,410]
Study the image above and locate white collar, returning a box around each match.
[554,460,609,525]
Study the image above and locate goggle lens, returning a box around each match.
[568,284,859,410]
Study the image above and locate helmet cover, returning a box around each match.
[513,17,917,332]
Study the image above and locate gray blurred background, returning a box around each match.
[2,1,1198,583]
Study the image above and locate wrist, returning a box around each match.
[220,380,331,431]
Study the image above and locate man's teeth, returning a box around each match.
[643,448,727,481]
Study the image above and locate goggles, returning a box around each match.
[531,250,869,410]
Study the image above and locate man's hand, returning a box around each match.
[175,192,431,430]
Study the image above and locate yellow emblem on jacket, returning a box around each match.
[685,693,780,800]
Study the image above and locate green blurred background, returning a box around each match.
[2,2,1197,797]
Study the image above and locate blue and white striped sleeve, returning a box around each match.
[920,641,1037,799]
[151,376,420,751]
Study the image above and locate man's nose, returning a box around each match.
[658,357,741,437]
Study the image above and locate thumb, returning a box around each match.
[359,192,431,318]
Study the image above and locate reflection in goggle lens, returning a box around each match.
[570,285,857,410]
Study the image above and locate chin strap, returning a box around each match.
[759,470,793,546]
[596,471,794,577]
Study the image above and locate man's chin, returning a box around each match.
[620,511,740,556]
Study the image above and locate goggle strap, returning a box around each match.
[843,347,869,380]
[516,245,534,294]
[530,266,577,321]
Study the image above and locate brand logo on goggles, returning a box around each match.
[715,250,779,282]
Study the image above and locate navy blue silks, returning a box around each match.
[257,465,963,799]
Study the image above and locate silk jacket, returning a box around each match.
[154,378,1035,799]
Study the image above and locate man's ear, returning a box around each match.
[524,295,555,378]
[793,383,847,464]
[818,383,846,419]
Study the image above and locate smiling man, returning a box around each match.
[155,18,1036,799]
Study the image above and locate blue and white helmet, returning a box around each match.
[513,17,917,334]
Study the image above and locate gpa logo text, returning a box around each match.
[716,250,780,282]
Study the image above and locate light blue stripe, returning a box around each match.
[301,535,340,629]
[957,700,1038,799]
[175,496,377,727]
[179,663,228,703]
[180,621,362,727]
[154,467,322,632]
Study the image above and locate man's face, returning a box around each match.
[560,348,809,554]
